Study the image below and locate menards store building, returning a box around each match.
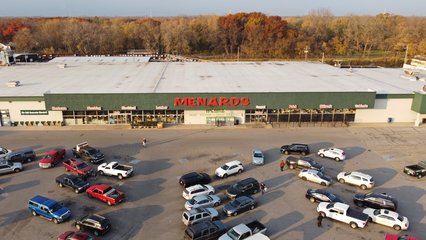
[0,56,426,127]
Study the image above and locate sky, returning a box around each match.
[1,0,425,17]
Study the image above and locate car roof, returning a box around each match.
[238,177,258,185]
[187,207,208,215]
[378,209,400,218]
[292,143,308,146]
[303,169,319,173]
[365,192,395,200]
[182,172,201,178]
[30,195,58,208]
[192,195,209,201]
[85,214,106,222]
[188,220,214,231]
[327,148,344,153]
[225,160,242,166]
[350,171,372,178]
[186,184,207,192]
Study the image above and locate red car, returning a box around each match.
[86,184,125,206]
[39,148,66,168]
[385,234,420,240]
[57,231,97,240]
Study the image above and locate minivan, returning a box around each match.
[3,148,36,163]
[28,195,71,224]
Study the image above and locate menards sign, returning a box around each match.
[174,97,250,107]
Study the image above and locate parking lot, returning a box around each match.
[0,127,425,240]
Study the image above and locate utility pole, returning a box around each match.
[237,47,240,62]
[404,44,409,65]
[304,46,309,61]
[321,52,325,63]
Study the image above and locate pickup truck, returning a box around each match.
[86,184,125,206]
[286,156,324,172]
[39,148,66,168]
[0,161,23,175]
[219,220,267,240]
[404,161,426,179]
[72,142,105,164]
[317,202,369,229]
[55,174,90,193]
[63,159,96,179]
[98,162,133,180]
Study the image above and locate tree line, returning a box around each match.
[1,11,426,60]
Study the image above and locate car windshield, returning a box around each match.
[50,203,63,212]
[77,162,88,169]
[43,155,53,160]
[226,229,240,240]
[231,183,242,191]
[73,177,85,185]
[188,199,196,205]
[328,193,336,199]
[317,172,324,177]
[397,215,404,222]
[253,153,263,158]
[373,209,381,215]
[88,149,99,154]
[221,165,230,170]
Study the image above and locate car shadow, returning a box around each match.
[116,178,166,202]
[357,167,397,188]
[1,180,40,194]
[341,146,366,160]
[221,209,267,227]
[308,142,334,153]
[266,211,304,238]
[136,158,173,175]
[0,208,29,228]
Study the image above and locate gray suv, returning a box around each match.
[0,161,23,175]
[2,148,36,163]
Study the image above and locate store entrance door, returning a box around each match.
[0,110,11,126]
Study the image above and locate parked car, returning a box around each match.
[280,144,310,155]
[97,161,133,179]
[317,202,369,229]
[215,160,244,178]
[57,231,97,240]
[2,148,36,163]
[223,195,256,216]
[226,178,260,199]
[39,148,66,168]
[317,148,346,161]
[286,156,324,171]
[86,184,125,206]
[56,174,90,193]
[63,159,96,179]
[75,214,111,236]
[184,220,227,240]
[179,172,211,188]
[72,142,105,164]
[305,189,344,203]
[298,169,332,186]
[182,184,215,200]
[182,207,219,226]
[219,220,267,240]
[0,146,12,158]
[354,192,398,211]
[337,171,374,190]
[185,195,222,210]
[403,161,426,179]
[28,195,71,224]
[252,149,265,165]
[363,208,409,231]
[0,161,22,175]
[385,234,420,240]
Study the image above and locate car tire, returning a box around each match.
[76,224,81,230]
[214,202,219,207]
[99,171,104,176]
[253,189,258,194]
[417,175,422,179]
[118,174,123,180]
[319,153,324,158]
[393,225,402,231]
[233,212,238,216]
[32,210,38,216]
[355,201,364,207]
[360,184,367,190]
[179,180,184,186]
[301,152,306,156]
[238,169,242,174]
[223,174,228,178]
[27,158,32,162]
[87,193,93,198]
[74,189,80,194]
[302,177,307,181]
[319,212,326,218]
[65,168,70,172]
[335,157,340,161]
[94,231,100,236]
[321,182,327,186]
[14,168,21,173]
[338,178,345,184]
[368,217,372,222]
[289,165,294,169]
[209,191,213,195]
[59,183,63,188]
[284,151,289,155]
[350,222,358,229]
[250,205,255,210]
[310,197,316,203]
[107,201,112,206]
[53,218,59,224]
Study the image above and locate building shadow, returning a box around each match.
[267,211,304,238]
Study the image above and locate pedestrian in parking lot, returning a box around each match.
[142,138,147,148]
[317,214,323,227]
[260,183,267,195]
[280,159,285,171]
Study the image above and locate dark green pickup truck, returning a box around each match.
[404,161,426,179]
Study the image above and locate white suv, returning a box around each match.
[182,184,215,200]
[182,207,219,226]
[318,148,346,161]
[215,160,244,178]
[337,171,374,190]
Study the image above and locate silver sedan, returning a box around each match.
[184,195,222,210]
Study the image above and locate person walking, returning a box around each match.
[317,214,323,227]
[142,138,147,148]
[260,183,267,195]
[280,159,285,171]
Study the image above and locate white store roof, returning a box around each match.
[0,57,424,97]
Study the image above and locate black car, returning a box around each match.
[353,192,398,211]
[305,189,344,203]
[56,174,90,193]
[223,195,256,216]
[280,144,310,155]
[226,178,260,199]
[75,214,111,236]
[287,156,324,171]
[2,148,36,163]
[179,172,211,187]
[184,220,227,240]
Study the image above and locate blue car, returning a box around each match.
[28,195,71,224]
